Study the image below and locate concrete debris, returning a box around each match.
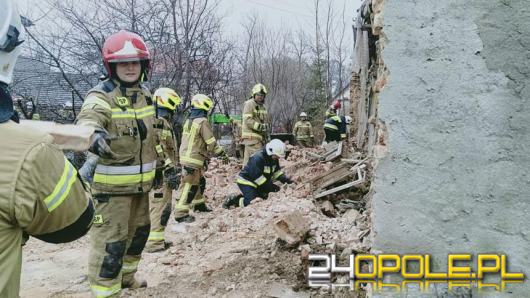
[299,244,311,259]
[158,257,174,265]
[170,223,188,234]
[320,201,336,217]
[273,211,310,247]
[21,145,372,297]
[267,282,310,298]
[343,208,361,222]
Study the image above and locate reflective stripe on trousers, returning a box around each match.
[148,230,165,242]
[90,283,121,298]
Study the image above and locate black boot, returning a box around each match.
[175,214,195,223]
[193,203,212,212]
[223,194,243,209]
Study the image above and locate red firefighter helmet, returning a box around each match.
[331,100,341,110]
[102,30,150,77]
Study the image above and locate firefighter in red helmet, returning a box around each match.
[76,30,157,297]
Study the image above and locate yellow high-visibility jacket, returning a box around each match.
[241,98,269,144]
[293,120,314,140]
[76,79,157,195]
[154,117,178,170]
[0,121,93,297]
[179,110,224,169]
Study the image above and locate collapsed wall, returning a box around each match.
[352,0,530,295]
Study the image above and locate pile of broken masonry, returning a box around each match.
[132,142,371,297]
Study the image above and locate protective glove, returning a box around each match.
[89,131,114,158]
[280,175,294,185]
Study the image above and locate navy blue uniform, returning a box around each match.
[324,115,342,142]
[340,116,347,140]
[235,148,292,207]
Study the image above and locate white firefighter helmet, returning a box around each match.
[265,139,286,158]
[0,0,24,84]
[299,112,307,117]
[345,116,352,124]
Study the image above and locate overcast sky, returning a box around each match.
[18,0,363,39]
[220,0,362,37]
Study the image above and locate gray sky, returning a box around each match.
[220,0,362,37]
[18,0,363,38]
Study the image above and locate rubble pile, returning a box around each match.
[21,146,372,297]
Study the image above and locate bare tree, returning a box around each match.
[19,0,352,135]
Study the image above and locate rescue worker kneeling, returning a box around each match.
[174,94,229,223]
[223,139,294,208]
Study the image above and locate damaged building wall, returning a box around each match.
[366,0,530,295]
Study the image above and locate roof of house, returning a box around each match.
[10,57,98,121]
[11,57,97,108]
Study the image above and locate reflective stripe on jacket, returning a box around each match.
[236,148,288,188]
[154,117,178,169]
[179,109,224,169]
[293,120,314,139]
[76,79,157,195]
[241,99,269,142]
[324,115,342,142]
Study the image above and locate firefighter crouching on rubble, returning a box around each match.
[292,112,314,147]
[0,2,94,296]
[241,83,270,166]
[76,30,157,296]
[323,101,343,144]
[174,94,229,223]
[223,139,294,208]
[145,88,181,253]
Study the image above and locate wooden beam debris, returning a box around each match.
[305,141,343,162]
[313,164,367,199]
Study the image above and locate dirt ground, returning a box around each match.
[20,146,371,298]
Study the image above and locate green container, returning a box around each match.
[209,113,241,124]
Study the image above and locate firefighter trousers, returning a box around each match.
[147,184,173,245]
[237,183,280,207]
[243,140,263,166]
[88,194,150,298]
[174,167,206,220]
[296,138,313,148]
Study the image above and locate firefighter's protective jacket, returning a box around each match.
[340,116,347,139]
[236,148,291,188]
[231,119,242,144]
[154,117,178,170]
[241,99,269,143]
[293,120,314,140]
[179,109,224,169]
[0,121,93,297]
[76,79,157,195]
[324,115,343,142]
